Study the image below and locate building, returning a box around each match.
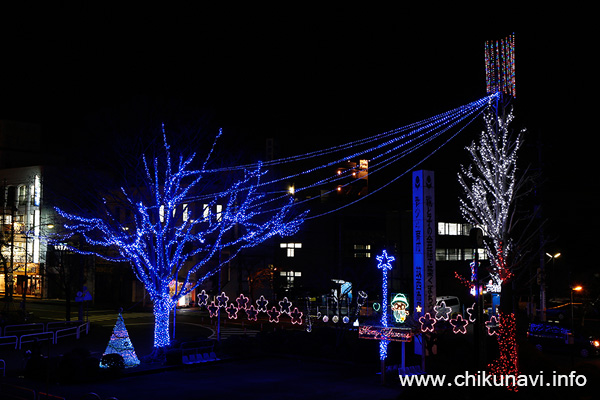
[0,166,46,299]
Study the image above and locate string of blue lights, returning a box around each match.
[189,94,496,218]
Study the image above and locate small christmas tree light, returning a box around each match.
[100,313,140,369]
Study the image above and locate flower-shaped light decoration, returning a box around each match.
[450,314,469,334]
[418,313,437,333]
[236,294,250,310]
[245,305,259,321]
[434,301,452,321]
[197,290,209,307]
[256,295,269,312]
[216,292,229,308]
[267,306,281,323]
[290,307,303,325]
[225,303,239,319]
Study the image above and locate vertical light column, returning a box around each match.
[376,250,395,360]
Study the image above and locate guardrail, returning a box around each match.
[0,335,18,349]
[19,331,56,348]
[0,321,90,349]
[56,322,89,342]
[4,322,45,336]
[0,383,66,400]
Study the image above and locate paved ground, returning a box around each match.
[3,302,600,399]
[3,356,405,400]
[1,318,406,400]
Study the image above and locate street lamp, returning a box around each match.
[570,285,583,325]
[570,285,583,365]
[540,252,561,322]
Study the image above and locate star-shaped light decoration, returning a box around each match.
[290,307,303,325]
[236,294,250,310]
[245,305,259,321]
[267,306,281,323]
[256,295,269,312]
[419,313,436,333]
[279,297,293,314]
[485,315,499,336]
[216,292,229,308]
[376,250,395,270]
[207,301,220,318]
[434,301,452,321]
[449,314,469,334]
[197,289,209,307]
[225,303,239,319]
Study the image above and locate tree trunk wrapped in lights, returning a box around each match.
[56,128,307,355]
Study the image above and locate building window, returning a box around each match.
[280,270,301,288]
[159,205,165,223]
[182,203,190,221]
[280,242,302,257]
[437,222,473,236]
[436,248,488,261]
[353,244,371,258]
[18,185,27,206]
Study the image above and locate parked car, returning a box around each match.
[527,322,600,358]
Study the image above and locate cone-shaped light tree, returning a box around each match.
[56,128,306,354]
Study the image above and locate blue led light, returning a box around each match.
[56,129,307,350]
[376,250,395,360]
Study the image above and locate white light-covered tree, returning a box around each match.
[56,128,306,355]
[458,103,527,389]
[458,106,524,291]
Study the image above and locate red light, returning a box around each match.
[592,340,600,348]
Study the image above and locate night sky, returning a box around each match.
[0,7,596,278]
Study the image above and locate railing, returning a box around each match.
[0,321,90,350]
[0,335,18,349]
[0,383,37,400]
[0,383,67,400]
[55,323,89,342]
[19,331,56,347]
[3,323,45,336]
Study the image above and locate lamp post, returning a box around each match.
[570,285,582,366]
[540,252,560,322]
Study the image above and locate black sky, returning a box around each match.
[0,6,597,275]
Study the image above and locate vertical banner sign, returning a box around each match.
[413,170,436,319]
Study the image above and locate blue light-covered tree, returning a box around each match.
[56,128,306,356]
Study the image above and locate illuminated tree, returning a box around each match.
[458,106,524,292]
[458,104,526,389]
[56,128,306,355]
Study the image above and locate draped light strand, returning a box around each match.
[190,94,496,210]
[204,96,495,174]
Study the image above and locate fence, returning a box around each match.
[0,383,66,400]
[0,321,89,350]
